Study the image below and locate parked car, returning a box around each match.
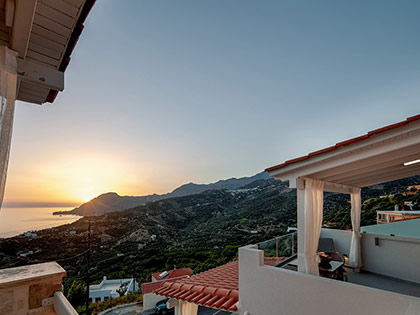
[155,298,174,314]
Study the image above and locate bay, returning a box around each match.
[0,207,81,238]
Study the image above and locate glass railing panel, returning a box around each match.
[257,232,297,260]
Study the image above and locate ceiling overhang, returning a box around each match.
[0,0,95,105]
[267,118,420,190]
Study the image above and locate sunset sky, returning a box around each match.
[4,0,420,205]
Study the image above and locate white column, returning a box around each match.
[296,184,306,272]
[0,46,18,209]
[178,301,198,315]
[349,187,362,269]
[303,178,324,275]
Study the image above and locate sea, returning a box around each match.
[0,207,81,238]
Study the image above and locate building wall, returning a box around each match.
[90,278,137,302]
[320,228,352,256]
[89,289,118,302]
[361,233,420,284]
[0,262,74,315]
[143,293,166,310]
[238,246,420,315]
[321,228,420,284]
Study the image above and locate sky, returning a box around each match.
[3,0,420,205]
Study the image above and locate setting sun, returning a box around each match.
[83,195,95,202]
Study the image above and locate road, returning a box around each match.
[137,306,232,315]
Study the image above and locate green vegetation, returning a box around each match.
[0,175,418,313]
[86,293,142,315]
[324,186,420,229]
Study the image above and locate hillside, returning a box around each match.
[53,172,271,216]
[0,174,419,311]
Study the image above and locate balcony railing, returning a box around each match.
[257,232,297,261]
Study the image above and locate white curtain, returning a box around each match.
[304,178,325,275]
[349,187,362,268]
[0,46,18,209]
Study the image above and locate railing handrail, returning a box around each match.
[257,231,297,248]
[54,291,78,315]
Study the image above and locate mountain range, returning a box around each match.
[1,173,419,309]
[54,172,271,216]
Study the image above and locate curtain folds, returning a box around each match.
[349,187,362,268]
[304,178,325,275]
[0,46,18,209]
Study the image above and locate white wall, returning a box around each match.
[320,228,352,256]
[89,289,117,302]
[320,228,420,284]
[89,278,137,302]
[361,233,420,284]
[238,246,420,315]
[143,293,166,310]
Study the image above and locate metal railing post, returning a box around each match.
[292,233,295,256]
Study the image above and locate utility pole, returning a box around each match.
[86,220,91,315]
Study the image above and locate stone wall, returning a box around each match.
[0,262,67,315]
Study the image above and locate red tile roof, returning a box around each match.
[265,114,420,173]
[142,275,190,294]
[152,268,193,281]
[154,258,285,312]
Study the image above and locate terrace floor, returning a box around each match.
[347,269,420,298]
[277,259,420,298]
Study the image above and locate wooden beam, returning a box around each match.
[345,165,420,187]
[319,151,420,183]
[10,0,37,57]
[307,145,420,182]
[5,0,15,27]
[271,124,420,183]
[17,58,64,91]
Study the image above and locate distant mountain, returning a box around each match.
[53,172,271,216]
[169,172,270,197]
[2,174,419,301]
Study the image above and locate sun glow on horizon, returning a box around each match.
[4,154,159,204]
[83,194,95,202]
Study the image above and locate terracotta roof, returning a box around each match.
[152,268,193,281]
[154,258,286,312]
[265,114,420,173]
[142,275,189,294]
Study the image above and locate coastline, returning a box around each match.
[0,207,81,239]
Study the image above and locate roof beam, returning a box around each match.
[17,58,64,91]
[5,0,15,27]
[270,124,420,183]
[10,0,37,57]
[318,150,420,183]
[346,165,420,187]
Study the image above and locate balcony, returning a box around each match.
[238,229,420,315]
[256,232,297,267]
[0,262,77,314]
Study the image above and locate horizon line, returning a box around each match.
[2,201,80,208]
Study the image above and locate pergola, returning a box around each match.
[0,0,95,207]
[266,115,420,275]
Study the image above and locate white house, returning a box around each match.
[153,115,420,315]
[89,276,138,303]
[238,114,420,315]
[376,210,420,224]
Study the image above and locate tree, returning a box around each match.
[67,280,86,309]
